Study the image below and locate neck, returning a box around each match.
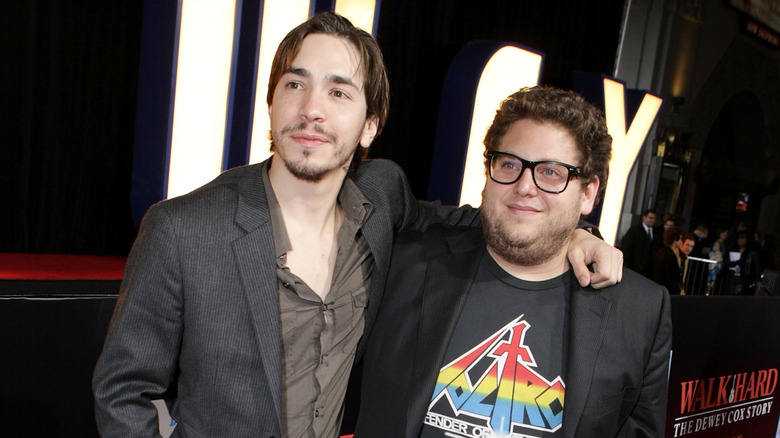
[268,155,347,225]
[486,246,569,282]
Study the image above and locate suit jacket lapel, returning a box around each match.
[231,161,284,420]
[562,283,613,437]
[406,230,484,438]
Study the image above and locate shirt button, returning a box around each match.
[322,303,329,310]
[314,409,320,417]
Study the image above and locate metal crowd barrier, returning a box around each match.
[682,256,718,295]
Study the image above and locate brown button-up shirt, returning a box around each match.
[263,165,373,438]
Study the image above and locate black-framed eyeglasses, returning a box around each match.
[486,151,582,194]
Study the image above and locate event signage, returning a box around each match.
[674,369,777,435]
[666,297,780,438]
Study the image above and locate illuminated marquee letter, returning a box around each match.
[428,42,544,206]
[131,0,379,225]
[167,0,238,199]
[573,73,663,245]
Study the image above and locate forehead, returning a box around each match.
[499,119,579,163]
[291,33,364,88]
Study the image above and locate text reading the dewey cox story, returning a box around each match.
[672,368,778,437]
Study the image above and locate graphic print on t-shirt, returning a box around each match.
[426,315,565,437]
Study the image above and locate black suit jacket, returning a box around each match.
[92,159,478,437]
[619,223,662,275]
[653,246,683,295]
[355,226,672,438]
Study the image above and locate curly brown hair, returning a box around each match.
[483,86,612,202]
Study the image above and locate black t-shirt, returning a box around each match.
[421,252,570,438]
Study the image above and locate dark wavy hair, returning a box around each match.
[483,86,612,203]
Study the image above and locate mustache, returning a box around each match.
[280,121,336,143]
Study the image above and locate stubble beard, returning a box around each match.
[271,122,359,183]
[482,201,581,267]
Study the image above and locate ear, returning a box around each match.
[579,177,600,216]
[359,115,379,148]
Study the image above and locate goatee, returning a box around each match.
[269,122,349,183]
[481,201,581,267]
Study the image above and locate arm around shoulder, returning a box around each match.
[355,159,480,231]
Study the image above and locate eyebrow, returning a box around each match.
[286,66,359,89]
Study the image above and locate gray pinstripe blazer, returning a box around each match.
[92,159,478,438]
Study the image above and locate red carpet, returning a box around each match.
[0,253,126,280]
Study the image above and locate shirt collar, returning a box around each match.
[261,160,373,260]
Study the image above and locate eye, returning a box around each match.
[496,156,520,170]
[285,81,304,90]
[538,163,566,179]
[331,89,350,99]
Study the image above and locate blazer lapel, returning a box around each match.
[406,231,484,438]
[231,162,284,420]
[562,283,613,437]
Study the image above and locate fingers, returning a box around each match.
[589,248,624,288]
[569,249,592,287]
[567,228,624,288]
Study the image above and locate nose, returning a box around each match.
[512,166,537,195]
[299,90,325,123]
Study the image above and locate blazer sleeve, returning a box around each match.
[619,286,672,436]
[354,159,480,231]
[92,203,184,438]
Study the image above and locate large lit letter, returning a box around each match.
[334,0,378,32]
[167,0,237,198]
[574,74,663,245]
[132,1,380,225]
[428,42,544,206]
[247,0,312,165]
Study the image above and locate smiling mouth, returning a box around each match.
[291,133,329,147]
[282,122,336,147]
[508,204,540,215]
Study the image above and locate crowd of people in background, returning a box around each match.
[619,210,778,296]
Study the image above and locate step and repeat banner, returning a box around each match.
[666,296,780,438]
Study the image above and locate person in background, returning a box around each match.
[708,227,729,294]
[662,214,676,232]
[690,222,710,258]
[680,232,696,257]
[92,13,622,438]
[618,208,662,277]
[680,232,702,294]
[653,226,684,295]
[353,86,671,438]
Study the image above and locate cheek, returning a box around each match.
[481,184,505,208]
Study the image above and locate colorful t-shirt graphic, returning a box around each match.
[421,254,570,438]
